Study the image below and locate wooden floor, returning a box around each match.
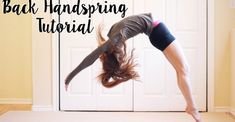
[0,104,234,122]
[1,111,235,122]
[0,104,32,116]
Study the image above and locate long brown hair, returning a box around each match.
[96,25,139,88]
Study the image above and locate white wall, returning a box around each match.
[32,0,52,110]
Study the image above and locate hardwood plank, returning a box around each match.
[0,104,31,116]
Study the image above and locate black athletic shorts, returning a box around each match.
[149,23,175,51]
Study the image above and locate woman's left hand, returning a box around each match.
[65,84,68,91]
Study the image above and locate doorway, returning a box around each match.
[59,0,207,111]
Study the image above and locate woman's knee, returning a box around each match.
[177,64,190,76]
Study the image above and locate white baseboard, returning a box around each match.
[214,106,230,112]
[32,105,53,111]
[0,98,32,104]
[231,108,235,116]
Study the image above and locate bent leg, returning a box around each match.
[163,41,201,122]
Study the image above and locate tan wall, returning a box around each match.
[231,29,235,113]
[0,0,32,101]
[214,0,235,107]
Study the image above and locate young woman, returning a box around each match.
[65,13,202,122]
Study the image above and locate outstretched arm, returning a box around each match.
[65,40,112,86]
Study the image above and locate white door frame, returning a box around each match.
[49,0,215,111]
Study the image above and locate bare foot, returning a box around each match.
[185,106,202,122]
